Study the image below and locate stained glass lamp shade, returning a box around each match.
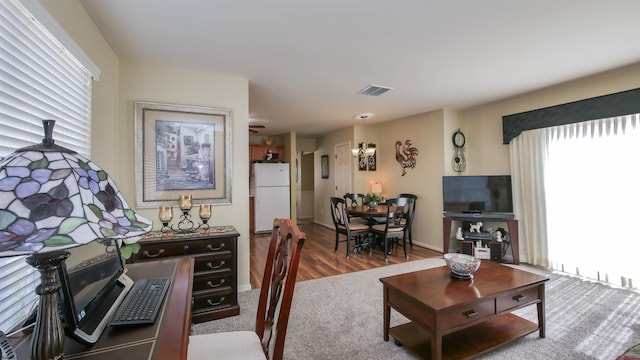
[0,120,152,359]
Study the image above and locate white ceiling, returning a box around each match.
[79,0,640,137]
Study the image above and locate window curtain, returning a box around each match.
[510,114,640,288]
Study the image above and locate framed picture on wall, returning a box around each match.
[134,101,232,208]
[321,155,329,179]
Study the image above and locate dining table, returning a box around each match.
[346,204,391,226]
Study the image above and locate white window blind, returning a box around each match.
[0,0,94,332]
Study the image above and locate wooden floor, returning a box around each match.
[249,219,441,289]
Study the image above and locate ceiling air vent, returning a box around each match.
[357,84,393,96]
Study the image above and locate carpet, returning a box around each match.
[192,258,640,359]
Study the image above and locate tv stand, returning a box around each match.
[443,215,519,264]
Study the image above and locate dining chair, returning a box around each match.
[188,218,305,360]
[397,193,417,246]
[343,192,368,225]
[330,197,371,258]
[371,198,412,262]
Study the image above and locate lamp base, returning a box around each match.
[25,250,70,360]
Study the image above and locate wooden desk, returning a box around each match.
[380,261,548,360]
[13,258,194,360]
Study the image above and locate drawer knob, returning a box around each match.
[143,249,165,258]
[184,245,189,250]
[207,243,225,251]
[464,310,478,319]
[207,260,226,269]
[207,279,226,288]
[513,294,526,302]
[207,297,226,306]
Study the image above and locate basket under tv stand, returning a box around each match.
[443,213,519,265]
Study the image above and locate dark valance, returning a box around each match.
[502,87,640,144]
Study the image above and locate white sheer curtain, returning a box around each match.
[510,128,550,268]
[511,114,640,288]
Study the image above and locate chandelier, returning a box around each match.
[351,113,376,166]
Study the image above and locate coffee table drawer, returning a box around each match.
[496,286,540,313]
[442,299,494,330]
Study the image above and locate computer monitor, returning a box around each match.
[57,240,134,344]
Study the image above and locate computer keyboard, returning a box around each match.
[109,278,170,326]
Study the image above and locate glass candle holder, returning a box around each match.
[199,204,212,220]
[199,204,212,232]
[179,195,192,210]
[159,206,173,234]
[159,206,173,222]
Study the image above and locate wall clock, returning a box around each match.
[452,129,466,173]
[452,129,466,148]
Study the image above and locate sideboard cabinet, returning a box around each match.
[128,227,240,323]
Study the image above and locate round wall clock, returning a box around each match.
[452,129,466,148]
[452,129,466,173]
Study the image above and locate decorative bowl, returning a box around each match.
[443,253,481,280]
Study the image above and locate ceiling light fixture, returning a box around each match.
[351,113,376,167]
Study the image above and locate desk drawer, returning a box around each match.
[193,253,233,273]
[496,286,540,313]
[182,236,234,254]
[442,299,494,330]
[193,271,233,292]
[135,237,233,259]
[192,288,236,311]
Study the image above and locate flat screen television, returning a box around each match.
[57,239,134,344]
[442,175,513,216]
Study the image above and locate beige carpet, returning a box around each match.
[192,258,640,359]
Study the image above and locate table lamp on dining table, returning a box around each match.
[371,183,383,196]
[0,120,153,360]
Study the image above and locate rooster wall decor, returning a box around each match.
[395,139,419,176]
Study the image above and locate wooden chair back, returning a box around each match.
[343,193,365,208]
[371,198,411,261]
[255,218,306,360]
[396,194,417,229]
[329,197,348,228]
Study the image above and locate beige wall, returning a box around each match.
[301,153,315,191]
[42,1,252,290]
[373,110,446,251]
[118,63,250,288]
[314,126,353,225]
[315,62,640,253]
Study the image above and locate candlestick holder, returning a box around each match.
[159,196,212,234]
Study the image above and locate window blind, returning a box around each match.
[0,0,93,332]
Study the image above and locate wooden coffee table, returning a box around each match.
[380,261,548,360]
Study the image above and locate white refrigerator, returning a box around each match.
[252,163,290,233]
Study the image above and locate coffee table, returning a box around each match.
[380,261,548,360]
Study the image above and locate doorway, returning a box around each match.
[296,151,315,220]
[334,142,352,196]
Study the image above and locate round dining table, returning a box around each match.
[346,204,391,225]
